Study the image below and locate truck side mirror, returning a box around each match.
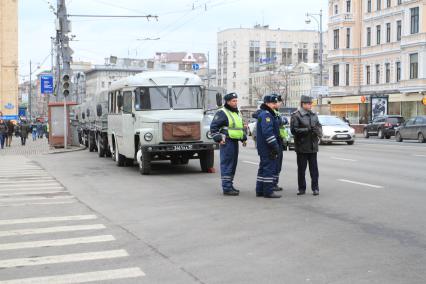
[216,93,223,107]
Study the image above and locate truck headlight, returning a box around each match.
[206,131,213,139]
[144,132,153,142]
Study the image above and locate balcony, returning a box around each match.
[329,13,355,25]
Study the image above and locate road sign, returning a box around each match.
[40,75,54,94]
[192,63,200,71]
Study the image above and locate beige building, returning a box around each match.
[0,0,18,117]
[328,0,426,124]
[217,26,327,107]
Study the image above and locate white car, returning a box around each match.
[247,120,257,136]
[318,115,356,145]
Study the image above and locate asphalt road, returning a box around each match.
[1,138,426,283]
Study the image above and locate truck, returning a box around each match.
[74,71,221,175]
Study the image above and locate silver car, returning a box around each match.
[318,115,356,145]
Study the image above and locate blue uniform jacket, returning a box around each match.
[256,104,281,156]
[210,104,247,143]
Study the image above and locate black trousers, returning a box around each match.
[296,152,319,192]
[21,136,27,145]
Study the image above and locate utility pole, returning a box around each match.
[207,51,210,89]
[29,60,32,119]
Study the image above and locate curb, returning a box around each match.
[49,146,88,154]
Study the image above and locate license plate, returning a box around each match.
[336,134,348,138]
[173,145,193,151]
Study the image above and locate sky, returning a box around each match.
[19,0,328,81]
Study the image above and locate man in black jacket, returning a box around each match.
[290,95,323,196]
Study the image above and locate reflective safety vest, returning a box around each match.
[275,110,288,140]
[222,108,244,140]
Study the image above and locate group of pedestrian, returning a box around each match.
[210,93,323,198]
[0,119,47,149]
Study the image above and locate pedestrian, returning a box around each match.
[37,121,43,138]
[210,92,247,196]
[19,120,30,146]
[0,119,8,149]
[6,120,14,147]
[273,95,289,192]
[31,121,37,141]
[255,94,282,198]
[290,95,323,196]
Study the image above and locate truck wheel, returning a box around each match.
[89,132,96,152]
[200,150,214,172]
[97,134,105,157]
[115,144,126,167]
[139,150,151,175]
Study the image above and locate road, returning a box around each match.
[1,138,426,283]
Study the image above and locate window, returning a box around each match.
[346,0,351,12]
[366,65,371,85]
[334,29,340,49]
[314,49,319,63]
[376,64,381,84]
[333,65,340,86]
[376,25,381,45]
[397,0,402,4]
[410,7,419,34]
[396,62,401,82]
[346,28,351,48]
[282,48,292,65]
[298,48,308,63]
[335,4,338,14]
[367,27,371,46]
[410,53,418,79]
[233,61,236,68]
[386,23,391,42]
[385,63,390,83]
[397,20,402,41]
[387,0,391,8]
[134,87,169,110]
[377,0,381,10]
[346,64,350,86]
[233,51,236,58]
[233,72,237,79]
[368,0,372,12]
[122,91,132,114]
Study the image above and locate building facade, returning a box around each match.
[0,0,18,118]
[328,0,426,124]
[217,26,327,107]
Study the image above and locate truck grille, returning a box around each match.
[162,122,201,142]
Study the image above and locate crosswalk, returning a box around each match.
[0,157,145,283]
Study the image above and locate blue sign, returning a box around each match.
[4,103,14,110]
[18,107,27,117]
[192,63,200,71]
[40,75,54,94]
[0,115,19,120]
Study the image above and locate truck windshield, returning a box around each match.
[135,87,170,110]
[135,86,202,110]
[171,86,202,109]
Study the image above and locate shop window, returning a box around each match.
[402,101,417,118]
[388,102,401,115]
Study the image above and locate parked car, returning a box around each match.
[363,115,404,139]
[318,115,356,145]
[395,115,426,143]
[247,118,257,136]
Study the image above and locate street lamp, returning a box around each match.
[305,10,324,89]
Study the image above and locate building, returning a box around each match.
[217,25,328,107]
[0,0,18,118]
[154,52,207,72]
[328,0,426,124]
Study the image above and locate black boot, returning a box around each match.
[273,186,283,191]
[313,190,319,196]
[223,190,239,196]
[297,191,306,196]
[264,193,282,199]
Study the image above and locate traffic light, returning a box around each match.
[62,74,70,97]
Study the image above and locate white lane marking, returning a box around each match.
[0,249,128,268]
[0,191,67,197]
[331,157,358,162]
[0,180,57,184]
[0,196,74,203]
[0,267,145,284]
[0,187,64,193]
[338,179,384,189]
[0,235,115,251]
[0,215,97,226]
[413,154,426,157]
[243,160,258,165]
[0,201,76,207]
[0,224,106,237]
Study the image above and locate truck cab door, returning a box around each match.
[121,90,135,158]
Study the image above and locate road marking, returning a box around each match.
[0,187,64,193]
[0,196,74,203]
[338,179,384,189]
[331,157,358,162]
[0,201,76,207]
[0,249,128,268]
[0,190,67,197]
[0,215,97,226]
[0,224,106,237]
[0,180,57,185]
[0,235,115,251]
[413,154,426,157]
[243,160,258,165]
[0,267,145,284]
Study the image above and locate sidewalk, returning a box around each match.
[0,137,84,156]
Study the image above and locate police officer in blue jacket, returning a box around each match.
[210,93,247,196]
[255,94,282,198]
[273,95,288,192]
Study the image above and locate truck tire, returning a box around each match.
[89,132,96,152]
[114,143,126,167]
[200,150,214,173]
[139,150,151,175]
[97,134,105,157]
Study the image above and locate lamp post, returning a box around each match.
[305,10,324,88]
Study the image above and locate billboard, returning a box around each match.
[371,96,388,120]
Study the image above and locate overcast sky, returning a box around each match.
[19,0,328,80]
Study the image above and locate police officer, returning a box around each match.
[255,94,282,198]
[273,95,288,191]
[210,93,247,196]
[290,95,323,196]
